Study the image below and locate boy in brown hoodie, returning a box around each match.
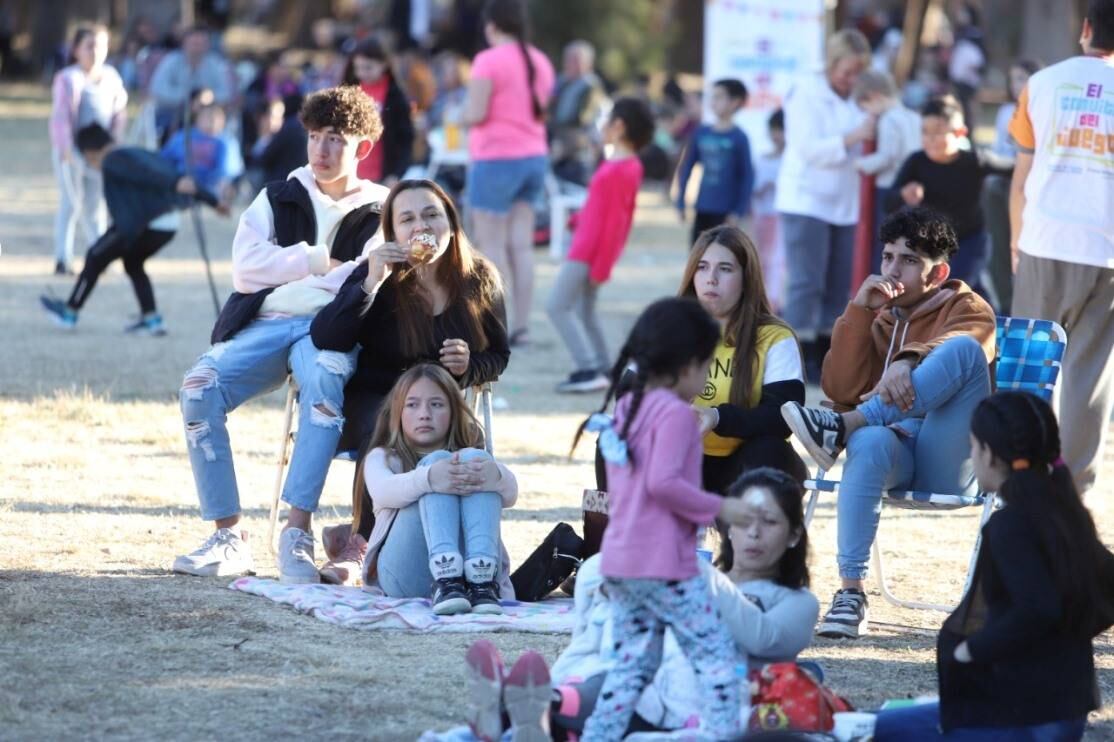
[781,206,995,639]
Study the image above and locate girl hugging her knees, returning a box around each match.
[571,297,762,740]
[357,363,518,615]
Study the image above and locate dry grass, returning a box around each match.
[0,83,1111,741]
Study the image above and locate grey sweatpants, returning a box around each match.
[1012,253,1114,496]
[780,212,856,341]
[546,259,608,372]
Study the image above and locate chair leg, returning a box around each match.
[269,383,298,557]
[961,492,996,598]
[872,528,955,613]
[481,384,494,456]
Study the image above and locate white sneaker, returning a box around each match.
[277,527,320,584]
[173,528,254,577]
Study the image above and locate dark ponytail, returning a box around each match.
[970,392,1114,636]
[483,0,544,120]
[570,297,719,465]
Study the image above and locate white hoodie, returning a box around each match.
[231,166,389,318]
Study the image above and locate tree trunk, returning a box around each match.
[893,0,931,86]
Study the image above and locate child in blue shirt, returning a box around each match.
[675,79,755,246]
[160,101,234,196]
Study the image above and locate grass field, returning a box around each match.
[1,83,1111,740]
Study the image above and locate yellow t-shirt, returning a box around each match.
[696,324,797,457]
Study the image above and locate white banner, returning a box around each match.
[703,0,827,148]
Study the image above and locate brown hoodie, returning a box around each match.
[822,279,996,408]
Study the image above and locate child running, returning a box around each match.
[875,391,1114,739]
[572,296,755,740]
[546,96,655,393]
[40,123,228,334]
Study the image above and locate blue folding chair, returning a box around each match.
[802,316,1067,612]
[267,379,496,555]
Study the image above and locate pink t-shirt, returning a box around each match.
[469,42,555,161]
[567,156,644,284]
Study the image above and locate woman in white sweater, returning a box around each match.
[775,29,873,381]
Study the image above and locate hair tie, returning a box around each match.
[1052,456,1066,469]
[1011,458,1030,471]
[586,413,629,466]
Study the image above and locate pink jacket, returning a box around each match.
[360,447,518,598]
[599,388,723,580]
[49,65,128,155]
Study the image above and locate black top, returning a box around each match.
[713,379,806,441]
[102,148,218,239]
[311,260,510,396]
[886,150,1006,238]
[937,505,1113,731]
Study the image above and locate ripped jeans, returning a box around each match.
[179,316,357,521]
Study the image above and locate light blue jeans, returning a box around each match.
[837,335,991,579]
[179,316,357,521]
[376,448,502,598]
[875,701,1085,741]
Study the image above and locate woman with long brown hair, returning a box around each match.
[311,178,509,583]
[354,364,518,614]
[342,36,415,186]
[678,225,808,495]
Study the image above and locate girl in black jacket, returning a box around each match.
[311,179,509,569]
[875,391,1114,741]
[343,37,415,185]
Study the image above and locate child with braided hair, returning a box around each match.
[876,391,1114,740]
[570,296,757,740]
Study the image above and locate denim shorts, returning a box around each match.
[467,155,548,214]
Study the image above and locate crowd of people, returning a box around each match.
[35,0,1114,739]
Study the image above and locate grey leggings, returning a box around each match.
[546,260,608,372]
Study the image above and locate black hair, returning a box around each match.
[879,206,958,262]
[571,297,719,460]
[609,96,655,151]
[713,78,748,103]
[1088,0,1114,49]
[483,0,543,120]
[768,108,784,131]
[342,36,398,87]
[921,94,965,128]
[75,123,113,153]
[970,392,1114,636]
[717,468,810,589]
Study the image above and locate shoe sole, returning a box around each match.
[466,641,505,742]
[433,597,473,615]
[172,561,255,577]
[781,402,837,471]
[504,652,551,742]
[471,602,504,615]
[279,573,321,585]
[556,379,609,394]
[816,620,867,639]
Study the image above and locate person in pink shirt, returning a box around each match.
[546,97,655,393]
[462,0,555,347]
[571,297,756,740]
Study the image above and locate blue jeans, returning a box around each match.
[780,213,855,340]
[875,702,1085,741]
[467,155,548,214]
[837,336,991,579]
[179,316,357,521]
[376,448,502,598]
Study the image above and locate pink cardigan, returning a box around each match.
[49,65,128,155]
[360,447,518,598]
[599,388,723,581]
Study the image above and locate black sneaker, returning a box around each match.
[54,260,74,276]
[817,588,869,639]
[781,401,846,470]
[431,576,472,615]
[467,580,503,615]
[40,295,77,329]
[555,370,609,394]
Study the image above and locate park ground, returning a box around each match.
[0,83,1111,740]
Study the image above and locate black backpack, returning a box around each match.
[510,523,584,602]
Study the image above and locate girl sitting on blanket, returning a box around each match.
[357,363,518,615]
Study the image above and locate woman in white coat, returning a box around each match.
[776,29,873,380]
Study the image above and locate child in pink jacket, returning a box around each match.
[571,297,755,740]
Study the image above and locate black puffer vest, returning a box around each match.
[209,178,382,344]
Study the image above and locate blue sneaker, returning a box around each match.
[40,295,77,329]
[124,313,167,336]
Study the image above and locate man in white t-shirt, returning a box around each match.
[1009,0,1114,497]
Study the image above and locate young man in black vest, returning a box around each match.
[174,86,388,583]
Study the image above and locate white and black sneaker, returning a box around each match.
[468,580,503,615]
[555,370,610,394]
[817,588,868,639]
[781,401,847,470]
[432,576,472,615]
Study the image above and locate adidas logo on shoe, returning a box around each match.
[431,553,461,579]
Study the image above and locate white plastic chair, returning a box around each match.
[545,172,588,259]
[803,316,1068,612]
[267,379,496,555]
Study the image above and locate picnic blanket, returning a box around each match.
[229,577,575,634]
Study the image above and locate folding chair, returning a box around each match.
[267,379,496,555]
[545,172,588,260]
[803,316,1067,612]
